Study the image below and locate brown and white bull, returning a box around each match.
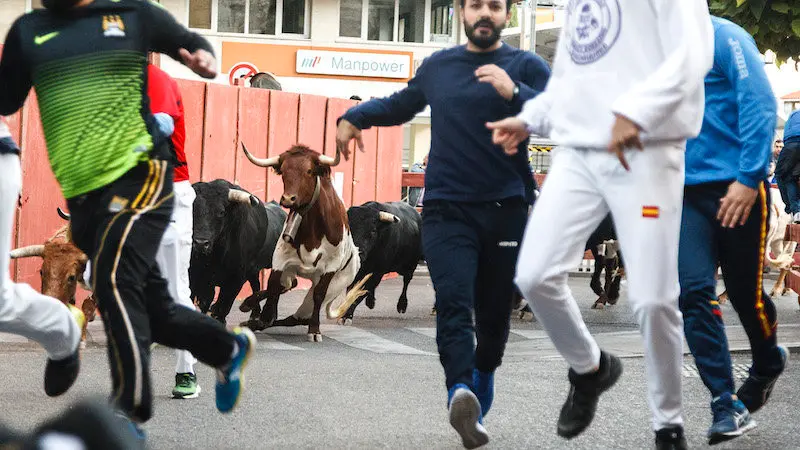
[238,143,369,342]
[9,209,96,344]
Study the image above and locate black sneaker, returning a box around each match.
[557,351,623,439]
[736,345,789,413]
[44,305,84,397]
[44,349,81,397]
[655,426,688,450]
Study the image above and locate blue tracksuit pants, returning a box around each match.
[679,180,784,398]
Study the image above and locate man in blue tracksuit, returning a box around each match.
[334,0,549,447]
[776,111,800,220]
[680,16,789,446]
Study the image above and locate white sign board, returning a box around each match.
[333,172,344,202]
[296,50,410,79]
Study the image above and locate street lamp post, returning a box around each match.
[529,0,536,54]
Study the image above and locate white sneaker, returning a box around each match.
[448,387,489,449]
[793,212,800,223]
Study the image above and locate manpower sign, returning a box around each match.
[296,50,411,79]
[221,42,414,83]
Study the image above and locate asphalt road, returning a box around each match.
[1,273,799,449]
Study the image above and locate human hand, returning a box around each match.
[608,113,643,171]
[335,119,365,161]
[179,48,217,79]
[717,181,758,228]
[475,64,516,101]
[486,118,530,155]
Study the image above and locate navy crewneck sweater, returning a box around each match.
[340,44,550,204]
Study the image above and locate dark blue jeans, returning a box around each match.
[776,174,800,214]
[421,198,528,390]
[679,180,783,399]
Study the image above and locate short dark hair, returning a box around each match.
[776,139,783,144]
[460,0,514,13]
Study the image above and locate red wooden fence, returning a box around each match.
[2,61,404,302]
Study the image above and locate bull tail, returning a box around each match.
[325,273,372,319]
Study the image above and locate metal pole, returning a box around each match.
[529,0,537,54]
[529,1,537,53]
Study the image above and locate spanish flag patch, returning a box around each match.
[642,205,659,218]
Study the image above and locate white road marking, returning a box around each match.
[320,325,434,356]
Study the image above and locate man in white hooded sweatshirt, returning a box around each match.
[487,1,714,448]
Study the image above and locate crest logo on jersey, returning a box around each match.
[108,196,129,213]
[102,15,126,38]
[564,0,621,65]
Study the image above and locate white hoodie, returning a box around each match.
[518,0,714,148]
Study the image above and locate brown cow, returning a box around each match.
[9,213,95,345]
[238,143,369,342]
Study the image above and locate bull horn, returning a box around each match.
[326,273,372,319]
[242,142,280,167]
[57,207,71,220]
[378,212,400,223]
[10,244,45,259]
[228,189,256,205]
[318,148,341,167]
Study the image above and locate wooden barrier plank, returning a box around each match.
[201,84,239,182]
[323,98,357,207]
[234,88,270,200]
[266,91,299,202]
[15,94,67,289]
[375,126,403,202]
[175,79,207,183]
[297,94,327,152]
[401,172,425,188]
[351,126,378,206]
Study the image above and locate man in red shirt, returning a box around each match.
[147,63,201,399]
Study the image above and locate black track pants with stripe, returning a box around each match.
[67,161,235,422]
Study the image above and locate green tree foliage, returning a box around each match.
[710,0,800,64]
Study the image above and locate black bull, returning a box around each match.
[340,201,424,323]
[189,179,288,323]
[585,213,624,309]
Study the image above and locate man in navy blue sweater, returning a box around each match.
[679,16,788,445]
[335,0,549,447]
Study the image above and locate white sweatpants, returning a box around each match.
[514,146,685,430]
[156,180,198,375]
[0,153,81,360]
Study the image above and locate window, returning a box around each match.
[187,0,308,36]
[429,0,452,41]
[341,0,452,43]
[339,0,363,38]
[786,101,800,116]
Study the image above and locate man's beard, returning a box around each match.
[464,18,504,49]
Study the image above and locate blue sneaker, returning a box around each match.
[737,344,789,413]
[448,384,489,449]
[472,369,494,417]
[707,393,756,445]
[216,327,256,413]
[115,412,146,445]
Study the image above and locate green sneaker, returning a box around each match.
[172,373,201,399]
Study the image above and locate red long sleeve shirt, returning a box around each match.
[147,63,189,182]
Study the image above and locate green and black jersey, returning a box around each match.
[0,0,213,199]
